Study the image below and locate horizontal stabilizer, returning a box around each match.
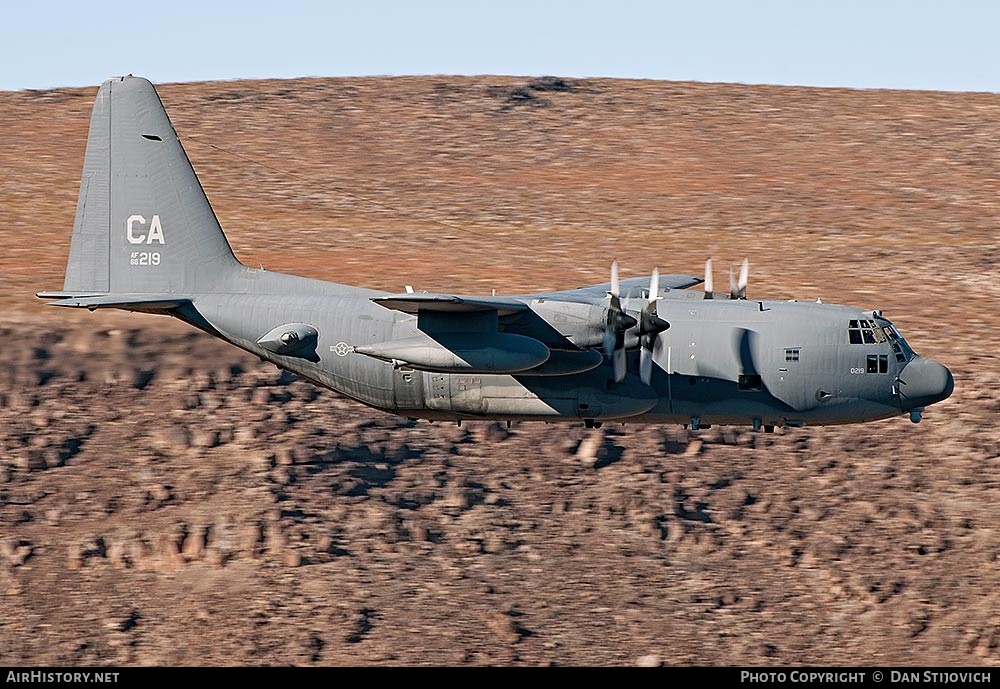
[372,293,528,316]
[36,291,190,311]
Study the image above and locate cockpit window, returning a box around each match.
[858,318,914,363]
[849,320,892,346]
[867,354,889,374]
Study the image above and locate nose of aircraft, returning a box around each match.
[898,356,954,411]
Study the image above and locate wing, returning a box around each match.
[368,292,601,376]
[518,274,703,303]
[371,293,528,316]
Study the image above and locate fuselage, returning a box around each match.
[176,266,953,429]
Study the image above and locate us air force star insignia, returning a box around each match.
[333,342,352,357]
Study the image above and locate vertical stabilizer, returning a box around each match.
[61,76,240,296]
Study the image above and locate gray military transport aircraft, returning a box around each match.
[38,76,954,431]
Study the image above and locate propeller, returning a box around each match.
[703,258,714,299]
[603,260,637,383]
[729,257,749,300]
[638,266,670,384]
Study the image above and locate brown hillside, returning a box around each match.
[0,76,997,666]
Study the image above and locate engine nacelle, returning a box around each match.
[355,332,550,374]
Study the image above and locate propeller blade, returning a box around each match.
[637,263,670,386]
[610,259,620,298]
[704,258,713,299]
[603,327,616,357]
[640,323,668,385]
[640,346,653,385]
[738,257,749,299]
[641,266,669,333]
[613,347,627,383]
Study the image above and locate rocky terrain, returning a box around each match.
[0,75,997,666]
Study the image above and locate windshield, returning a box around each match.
[876,317,914,362]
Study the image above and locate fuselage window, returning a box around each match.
[866,354,889,374]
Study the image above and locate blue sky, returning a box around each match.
[2,0,998,92]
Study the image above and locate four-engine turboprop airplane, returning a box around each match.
[38,76,954,431]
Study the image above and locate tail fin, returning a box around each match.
[58,76,240,297]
